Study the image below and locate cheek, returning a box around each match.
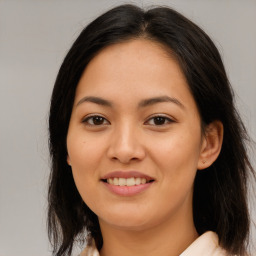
[149,129,201,189]
[67,132,105,171]
[68,144,102,213]
[66,133,105,199]
[151,130,201,167]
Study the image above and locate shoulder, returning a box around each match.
[79,231,244,256]
[79,240,99,256]
[180,231,228,256]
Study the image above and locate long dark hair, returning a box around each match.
[48,4,255,256]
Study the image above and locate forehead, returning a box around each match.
[74,39,195,110]
[83,39,179,79]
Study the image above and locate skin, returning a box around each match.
[67,39,223,256]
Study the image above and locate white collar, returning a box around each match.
[81,231,227,256]
[180,231,227,256]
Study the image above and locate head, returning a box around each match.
[48,4,253,256]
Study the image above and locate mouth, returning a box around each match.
[101,177,154,186]
[100,171,155,187]
[101,171,155,196]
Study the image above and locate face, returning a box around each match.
[67,39,205,231]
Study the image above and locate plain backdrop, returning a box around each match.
[0,0,255,255]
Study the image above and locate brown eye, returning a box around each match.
[83,115,109,126]
[145,115,174,126]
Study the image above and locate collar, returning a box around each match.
[80,231,227,256]
[180,231,227,256]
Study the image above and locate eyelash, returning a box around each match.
[82,115,110,126]
[82,115,174,127]
[145,115,174,126]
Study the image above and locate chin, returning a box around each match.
[102,218,151,231]
[98,208,160,231]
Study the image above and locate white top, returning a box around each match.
[80,231,228,256]
[180,231,227,256]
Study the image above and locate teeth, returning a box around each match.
[118,178,126,186]
[126,177,135,186]
[106,177,149,186]
[113,177,119,185]
[135,177,141,185]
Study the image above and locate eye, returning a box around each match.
[82,115,110,126]
[145,115,174,126]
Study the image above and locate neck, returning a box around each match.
[99,207,198,256]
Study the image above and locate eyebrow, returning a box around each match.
[76,96,112,107]
[76,95,185,109]
[138,96,185,109]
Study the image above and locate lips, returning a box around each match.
[101,171,155,196]
[106,177,148,186]
[101,171,154,185]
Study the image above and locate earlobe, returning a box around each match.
[67,155,71,166]
[197,120,223,170]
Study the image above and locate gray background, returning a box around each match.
[0,0,255,255]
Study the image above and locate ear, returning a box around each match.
[197,120,223,170]
[67,155,71,166]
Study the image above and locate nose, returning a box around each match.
[106,122,146,164]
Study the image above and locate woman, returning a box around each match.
[48,4,255,256]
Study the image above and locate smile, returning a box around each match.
[101,171,155,196]
[104,177,152,186]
